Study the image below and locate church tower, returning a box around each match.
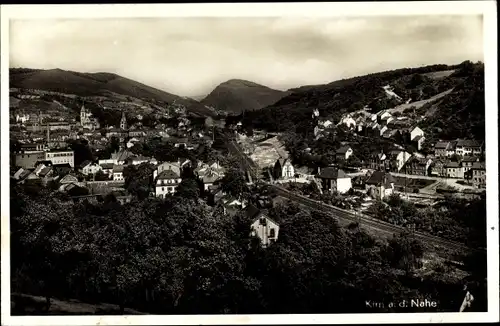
[80,103,89,125]
[120,111,127,130]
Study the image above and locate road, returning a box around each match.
[270,185,479,255]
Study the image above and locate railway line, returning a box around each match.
[270,185,480,254]
[222,131,481,255]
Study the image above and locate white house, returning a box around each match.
[335,146,353,161]
[318,119,333,129]
[45,150,75,167]
[112,165,125,181]
[365,171,395,200]
[388,150,412,172]
[247,205,279,248]
[379,125,388,136]
[80,161,102,176]
[317,167,352,194]
[379,110,393,121]
[153,160,190,179]
[155,169,182,198]
[273,158,295,180]
[410,126,425,141]
[338,114,357,129]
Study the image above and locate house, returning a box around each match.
[379,125,388,136]
[410,126,424,141]
[14,151,46,169]
[38,166,55,186]
[379,111,392,121]
[338,114,356,129]
[200,169,224,191]
[153,160,187,179]
[447,140,458,157]
[471,162,486,189]
[405,156,432,176]
[317,167,352,194]
[80,161,102,175]
[444,161,462,178]
[218,195,246,216]
[52,163,73,177]
[45,149,75,167]
[365,171,395,200]
[59,174,79,185]
[413,135,425,151]
[434,141,452,157]
[336,146,353,161]
[461,156,480,179]
[247,205,279,248]
[13,169,36,184]
[127,155,158,166]
[155,169,182,198]
[100,163,114,176]
[455,139,483,156]
[430,159,447,177]
[387,150,412,173]
[317,118,333,129]
[112,165,125,181]
[368,152,387,171]
[273,158,294,180]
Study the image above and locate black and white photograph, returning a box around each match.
[1,2,498,325]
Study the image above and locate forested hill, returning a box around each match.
[200,79,290,115]
[240,61,484,140]
[9,68,216,117]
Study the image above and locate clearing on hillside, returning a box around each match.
[421,69,456,80]
[387,88,454,115]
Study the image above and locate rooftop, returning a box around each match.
[157,169,180,180]
[318,167,349,179]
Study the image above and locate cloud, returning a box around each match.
[9,15,483,96]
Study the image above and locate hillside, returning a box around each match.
[242,61,484,140]
[9,68,216,117]
[200,79,290,115]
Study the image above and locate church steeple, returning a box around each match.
[120,111,127,130]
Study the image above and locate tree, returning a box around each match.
[383,232,424,275]
[219,168,249,199]
[176,178,200,200]
[123,163,156,200]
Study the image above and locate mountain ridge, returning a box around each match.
[9,68,217,117]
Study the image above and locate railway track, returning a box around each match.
[270,185,480,254]
[221,133,480,255]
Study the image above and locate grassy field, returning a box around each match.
[421,70,456,80]
[388,88,453,115]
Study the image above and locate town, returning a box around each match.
[6,16,488,316]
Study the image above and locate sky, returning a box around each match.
[9,15,483,97]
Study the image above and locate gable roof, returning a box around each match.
[365,171,395,187]
[434,141,450,149]
[456,139,483,148]
[472,162,486,170]
[80,160,92,169]
[318,167,349,179]
[113,165,125,173]
[39,166,53,177]
[157,169,180,180]
[444,161,460,168]
[336,146,352,154]
[100,163,114,170]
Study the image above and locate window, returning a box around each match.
[162,187,164,191]
[260,217,267,226]
[269,228,276,238]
